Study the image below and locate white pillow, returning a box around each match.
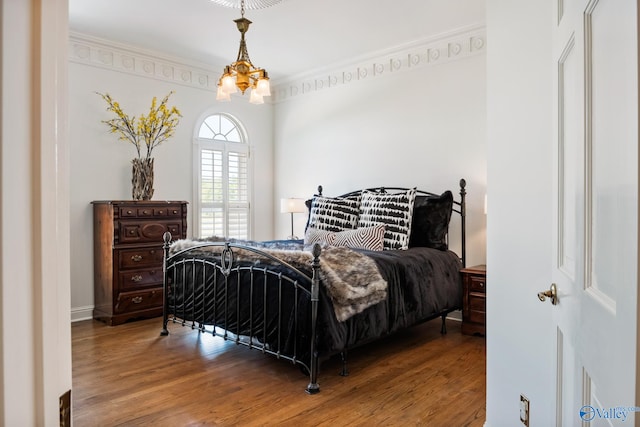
[357,188,417,250]
[306,195,361,232]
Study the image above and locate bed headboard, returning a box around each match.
[311,179,467,267]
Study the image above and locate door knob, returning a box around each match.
[538,283,558,305]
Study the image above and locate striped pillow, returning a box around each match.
[357,188,417,250]
[304,227,336,246]
[332,225,386,251]
[304,225,386,251]
[307,195,361,232]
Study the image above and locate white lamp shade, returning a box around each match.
[216,85,231,101]
[221,75,238,94]
[256,78,271,97]
[249,89,264,104]
[280,198,306,214]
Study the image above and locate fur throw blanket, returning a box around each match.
[170,237,388,322]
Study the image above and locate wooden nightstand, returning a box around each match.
[461,264,486,336]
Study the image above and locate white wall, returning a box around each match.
[273,31,487,267]
[69,6,488,317]
[68,39,274,319]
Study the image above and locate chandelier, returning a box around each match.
[216,0,271,104]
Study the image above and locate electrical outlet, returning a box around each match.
[520,394,530,426]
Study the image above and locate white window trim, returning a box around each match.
[192,113,254,239]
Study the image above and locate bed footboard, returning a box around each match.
[160,232,323,394]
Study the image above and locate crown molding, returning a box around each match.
[271,24,486,103]
[69,32,221,91]
[69,25,485,103]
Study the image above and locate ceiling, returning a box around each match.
[68,0,484,82]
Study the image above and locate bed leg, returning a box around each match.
[339,351,349,377]
[160,313,169,336]
[305,244,322,395]
[305,353,320,395]
[160,231,172,337]
[440,314,448,334]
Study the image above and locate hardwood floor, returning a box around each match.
[72,317,485,426]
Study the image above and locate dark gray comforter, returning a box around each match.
[166,241,462,364]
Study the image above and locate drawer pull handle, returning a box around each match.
[479,282,484,287]
[126,210,133,215]
[131,255,143,262]
[131,275,143,282]
[143,210,150,215]
[131,296,143,304]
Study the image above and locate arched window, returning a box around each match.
[195,113,251,239]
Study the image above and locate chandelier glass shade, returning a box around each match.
[216,1,271,104]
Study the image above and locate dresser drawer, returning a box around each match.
[155,206,182,217]
[119,221,183,244]
[119,268,163,291]
[118,248,163,269]
[119,206,184,219]
[114,288,163,314]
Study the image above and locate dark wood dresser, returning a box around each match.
[461,264,486,336]
[92,200,188,325]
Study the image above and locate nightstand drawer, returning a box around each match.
[468,309,485,324]
[469,294,485,311]
[469,276,486,293]
[461,264,487,336]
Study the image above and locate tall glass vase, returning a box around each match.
[131,157,154,200]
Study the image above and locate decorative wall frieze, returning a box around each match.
[69,25,485,102]
[69,32,219,91]
[272,25,486,103]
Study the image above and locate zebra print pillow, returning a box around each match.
[304,225,386,251]
[307,195,361,232]
[332,225,386,251]
[357,188,417,250]
[304,227,335,246]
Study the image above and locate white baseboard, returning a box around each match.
[71,305,93,323]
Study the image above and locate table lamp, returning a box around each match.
[280,198,307,240]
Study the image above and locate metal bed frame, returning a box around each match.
[160,179,467,394]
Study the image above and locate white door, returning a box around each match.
[551,0,637,424]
